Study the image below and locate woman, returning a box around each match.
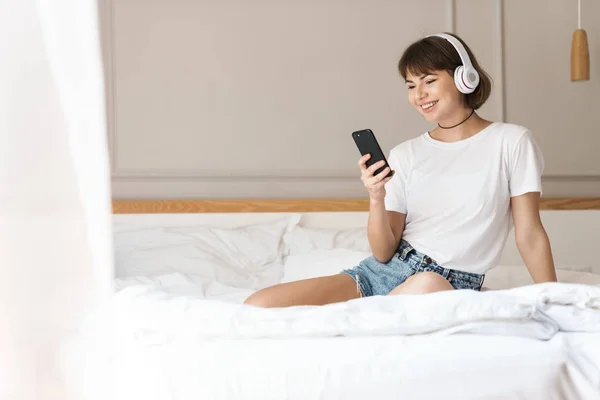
[244,32,557,308]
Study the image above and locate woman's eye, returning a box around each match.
[407,86,415,90]
[426,79,436,85]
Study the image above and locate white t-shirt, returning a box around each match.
[384,122,544,275]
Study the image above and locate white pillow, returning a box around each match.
[171,217,296,265]
[114,241,218,283]
[114,215,300,289]
[282,226,370,255]
[113,228,214,286]
[281,248,372,283]
[168,215,300,288]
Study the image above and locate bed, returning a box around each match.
[111,198,600,400]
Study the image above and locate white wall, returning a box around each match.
[101,0,600,199]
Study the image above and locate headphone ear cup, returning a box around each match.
[454,66,471,94]
[463,66,480,91]
[454,65,478,94]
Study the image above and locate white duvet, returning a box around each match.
[115,278,600,344]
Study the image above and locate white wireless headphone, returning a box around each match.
[427,33,480,94]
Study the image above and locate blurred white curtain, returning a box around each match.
[0,1,114,399]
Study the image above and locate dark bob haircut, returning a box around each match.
[398,33,492,110]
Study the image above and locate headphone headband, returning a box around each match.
[426,32,479,94]
[427,33,474,69]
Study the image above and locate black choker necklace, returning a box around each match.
[438,109,475,129]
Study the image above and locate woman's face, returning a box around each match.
[405,69,466,124]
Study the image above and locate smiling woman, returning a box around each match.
[399,32,492,126]
[245,32,556,308]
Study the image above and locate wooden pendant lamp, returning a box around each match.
[571,0,590,81]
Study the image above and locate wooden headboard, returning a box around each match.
[112,198,600,214]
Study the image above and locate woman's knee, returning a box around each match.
[243,283,297,308]
[243,288,277,308]
[389,272,453,295]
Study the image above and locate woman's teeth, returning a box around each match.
[421,101,438,109]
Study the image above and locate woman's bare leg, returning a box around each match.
[387,272,453,295]
[243,274,360,308]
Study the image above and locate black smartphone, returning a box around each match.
[351,129,393,178]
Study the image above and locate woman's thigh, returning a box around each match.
[243,274,359,308]
[387,271,454,295]
[341,254,418,297]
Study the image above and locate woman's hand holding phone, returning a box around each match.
[358,154,394,202]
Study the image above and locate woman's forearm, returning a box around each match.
[517,227,557,283]
[367,199,397,263]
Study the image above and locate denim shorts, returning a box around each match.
[340,239,485,297]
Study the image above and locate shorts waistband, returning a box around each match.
[397,239,419,261]
[396,239,484,280]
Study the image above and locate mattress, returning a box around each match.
[112,212,600,399]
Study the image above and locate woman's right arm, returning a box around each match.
[368,203,405,263]
[358,154,406,263]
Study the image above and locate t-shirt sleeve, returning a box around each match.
[384,151,408,214]
[509,130,545,197]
